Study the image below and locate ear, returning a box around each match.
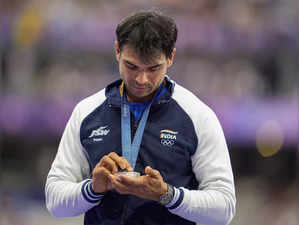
[115,41,121,62]
[167,48,176,67]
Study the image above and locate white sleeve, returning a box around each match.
[168,110,236,225]
[45,104,103,218]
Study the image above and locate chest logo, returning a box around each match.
[160,129,178,147]
[89,126,110,142]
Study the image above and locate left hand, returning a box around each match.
[108,166,168,201]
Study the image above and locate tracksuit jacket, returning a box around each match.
[45,76,236,225]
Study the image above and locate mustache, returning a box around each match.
[133,81,151,88]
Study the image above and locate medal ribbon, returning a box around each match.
[121,84,163,169]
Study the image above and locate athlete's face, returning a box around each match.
[115,42,175,102]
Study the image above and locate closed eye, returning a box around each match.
[124,60,163,72]
[124,62,138,70]
[148,65,162,72]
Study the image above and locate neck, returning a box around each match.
[126,92,155,103]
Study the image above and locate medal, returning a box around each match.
[115,171,140,178]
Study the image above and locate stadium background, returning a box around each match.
[0,0,298,224]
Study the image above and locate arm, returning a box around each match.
[169,110,236,225]
[45,104,103,217]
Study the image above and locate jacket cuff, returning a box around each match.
[165,187,184,209]
[81,179,105,203]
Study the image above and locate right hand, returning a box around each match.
[91,152,133,194]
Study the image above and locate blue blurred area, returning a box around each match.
[0,1,298,225]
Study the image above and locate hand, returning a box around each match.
[91,152,133,194]
[108,166,168,201]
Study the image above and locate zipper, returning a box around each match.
[120,200,129,225]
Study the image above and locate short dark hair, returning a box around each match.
[116,10,177,63]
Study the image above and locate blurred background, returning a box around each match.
[0,0,298,224]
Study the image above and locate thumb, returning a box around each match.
[145,166,161,179]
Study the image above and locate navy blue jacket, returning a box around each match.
[46,76,236,225]
[80,78,198,225]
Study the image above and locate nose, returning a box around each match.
[135,71,149,85]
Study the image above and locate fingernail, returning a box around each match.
[116,175,122,182]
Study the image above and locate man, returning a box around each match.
[45,10,236,225]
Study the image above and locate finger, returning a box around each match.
[145,166,161,179]
[108,152,131,170]
[108,152,133,171]
[99,155,118,174]
[92,167,115,187]
[96,166,112,177]
[109,174,131,194]
[92,167,113,193]
[116,174,143,186]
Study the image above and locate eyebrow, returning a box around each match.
[124,60,163,69]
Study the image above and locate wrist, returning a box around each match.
[166,187,184,209]
[91,181,107,195]
[81,179,105,204]
[158,183,174,206]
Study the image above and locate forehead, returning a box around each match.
[120,45,166,65]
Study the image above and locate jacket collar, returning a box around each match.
[105,75,175,107]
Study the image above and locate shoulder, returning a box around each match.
[172,83,216,125]
[72,89,107,123]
